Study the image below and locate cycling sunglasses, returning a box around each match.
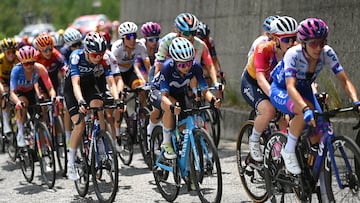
[181,30,197,37]
[89,52,105,59]
[125,33,137,40]
[41,47,53,53]
[176,60,193,69]
[23,61,35,66]
[280,36,297,43]
[147,37,159,43]
[307,39,327,49]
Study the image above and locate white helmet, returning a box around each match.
[118,22,138,38]
[64,28,82,46]
[169,37,195,62]
[270,16,298,36]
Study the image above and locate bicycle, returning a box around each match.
[18,102,56,189]
[150,103,222,203]
[263,106,360,202]
[74,106,119,203]
[235,111,280,202]
[116,85,151,167]
[0,92,17,161]
[40,97,67,177]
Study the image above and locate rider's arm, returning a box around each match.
[37,64,56,98]
[106,75,119,100]
[336,71,359,102]
[256,72,270,97]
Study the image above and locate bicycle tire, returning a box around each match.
[138,112,151,169]
[236,120,268,202]
[75,134,90,197]
[0,106,6,153]
[211,108,221,148]
[202,109,217,148]
[37,121,56,189]
[117,111,133,166]
[19,147,35,183]
[151,126,180,202]
[324,135,360,202]
[191,128,222,203]
[91,130,119,203]
[54,116,67,177]
[7,109,17,161]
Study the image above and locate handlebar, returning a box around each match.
[314,106,360,130]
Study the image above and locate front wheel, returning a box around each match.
[324,135,360,202]
[191,128,222,203]
[74,135,90,197]
[117,111,133,166]
[19,147,35,183]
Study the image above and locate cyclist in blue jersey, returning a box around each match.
[64,32,118,180]
[150,37,220,159]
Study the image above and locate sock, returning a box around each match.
[147,120,157,136]
[162,127,171,145]
[65,131,71,143]
[17,120,24,136]
[116,127,120,137]
[2,112,10,129]
[284,132,298,153]
[68,148,76,165]
[249,128,261,142]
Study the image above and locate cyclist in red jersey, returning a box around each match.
[240,16,298,162]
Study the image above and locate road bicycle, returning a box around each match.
[74,106,119,203]
[150,103,222,203]
[40,97,67,177]
[116,85,151,167]
[18,102,56,189]
[263,106,360,202]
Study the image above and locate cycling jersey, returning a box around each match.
[0,52,19,84]
[10,62,53,93]
[247,35,269,58]
[111,39,149,73]
[155,32,213,67]
[201,36,217,58]
[245,40,278,81]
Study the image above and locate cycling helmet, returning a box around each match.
[52,33,65,47]
[17,45,36,63]
[169,37,195,62]
[174,13,199,32]
[270,16,298,36]
[141,22,161,37]
[84,31,107,53]
[35,33,54,50]
[1,37,17,50]
[297,18,329,42]
[263,15,280,32]
[64,28,82,46]
[118,22,138,38]
[99,31,111,44]
[197,21,210,38]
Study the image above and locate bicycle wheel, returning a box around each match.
[236,120,268,202]
[117,111,133,166]
[324,135,360,202]
[190,128,222,203]
[37,122,56,189]
[151,126,180,202]
[19,147,35,183]
[54,116,67,177]
[7,109,18,161]
[138,114,151,169]
[202,109,217,148]
[91,130,119,203]
[211,108,221,148]
[75,135,90,197]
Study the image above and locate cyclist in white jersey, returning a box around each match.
[270,19,360,199]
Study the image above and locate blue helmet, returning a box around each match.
[263,15,280,32]
[174,13,199,32]
[84,31,106,53]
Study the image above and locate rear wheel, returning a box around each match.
[138,112,151,168]
[91,130,119,203]
[236,120,268,202]
[324,135,360,202]
[19,147,35,183]
[75,136,90,197]
[117,111,133,166]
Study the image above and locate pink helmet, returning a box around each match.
[141,22,161,37]
[297,18,328,42]
[17,45,36,63]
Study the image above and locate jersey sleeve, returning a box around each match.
[201,43,213,66]
[253,42,272,73]
[323,45,344,74]
[38,64,54,89]
[69,52,81,77]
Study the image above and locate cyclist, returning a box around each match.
[154,13,219,87]
[0,37,19,134]
[270,18,360,176]
[64,32,113,180]
[196,21,224,86]
[111,21,149,140]
[9,45,56,147]
[240,16,298,162]
[247,15,280,58]
[152,37,220,159]
[139,21,161,81]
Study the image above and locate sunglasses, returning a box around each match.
[89,52,105,59]
[307,39,327,49]
[280,36,297,43]
[125,33,137,40]
[5,49,16,55]
[176,60,193,69]
[181,30,197,37]
[41,47,53,53]
[23,61,35,66]
[147,37,159,43]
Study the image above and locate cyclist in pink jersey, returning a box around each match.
[240,16,298,162]
[10,45,56,147]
